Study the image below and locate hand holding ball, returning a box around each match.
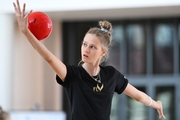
[28,12,53,41]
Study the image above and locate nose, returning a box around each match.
[85,46,90,53]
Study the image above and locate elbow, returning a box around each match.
[134,96,141,102]
[43,52,53,63]
[45,56,52,63]
[43,54,53,63]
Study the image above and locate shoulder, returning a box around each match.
[56,64,83,86]
[62,64,84,78]
[66,64,82,71]
[100,65,119,73]
[101,65,125,78]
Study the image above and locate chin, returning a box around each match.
[82,60,88,63]
[82,59,90,64]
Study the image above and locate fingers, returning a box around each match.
[160,110,166,119]
[13,2,18,13]
[13,0,31,19]
[16,0,21,14]
[24,10,33,19]
[13,0,21,14]
[21,3,26,18]
[13,0,21,17]
[158,110,166,119]
[157,100,166,119]
[12,0,32,32]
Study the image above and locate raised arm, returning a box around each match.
[123,83,166,119]
[13,0,66,81]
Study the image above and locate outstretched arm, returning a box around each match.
[123,83,166,119]
[13,0,66,81]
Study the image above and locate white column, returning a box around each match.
[0,13,14,111]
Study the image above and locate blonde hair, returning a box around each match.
[79,20,113,65]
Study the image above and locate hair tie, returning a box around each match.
[101,27,109,32]
[100,27,113,33]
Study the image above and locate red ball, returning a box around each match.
[28,11,53,41]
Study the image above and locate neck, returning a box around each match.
[82,63,100,76]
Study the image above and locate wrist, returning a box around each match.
[156,100,162,110]
[147,97,152,106]
[22,27,29,35]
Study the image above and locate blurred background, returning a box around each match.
[0,0,180,120]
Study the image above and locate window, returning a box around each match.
[106,25,124,71]
[153,24,174,74]
[126,24,146,75]
[155,86,175,120]
[127,87,147,120]
[179,24,180,74]
[62,18,179,120]
[110,94,120,120]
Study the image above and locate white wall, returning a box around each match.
[2,0,180,21]
[2,0,180,13]
[0,13,63,111]
[0,13,14,111]
[12,20,63,111]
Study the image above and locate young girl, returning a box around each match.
[13,0,166,119]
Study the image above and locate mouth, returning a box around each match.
[83,54,88,58]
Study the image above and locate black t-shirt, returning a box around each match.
[56,65,128,120]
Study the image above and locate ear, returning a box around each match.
[101,48,107,56]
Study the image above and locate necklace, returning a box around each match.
[91,73,101,83]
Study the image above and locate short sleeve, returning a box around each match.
[56,64,77,87]
[114,71,128,94]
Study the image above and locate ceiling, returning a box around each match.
[46,5,180,21]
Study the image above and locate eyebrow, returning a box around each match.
[83,41,98,47]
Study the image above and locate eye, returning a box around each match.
[82,43,87,47]
[90,45,96,49]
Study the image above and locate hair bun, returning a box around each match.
[99,21,112,32]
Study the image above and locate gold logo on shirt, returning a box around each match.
[93,84,104,92]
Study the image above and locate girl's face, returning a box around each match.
[81,34,106,65]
